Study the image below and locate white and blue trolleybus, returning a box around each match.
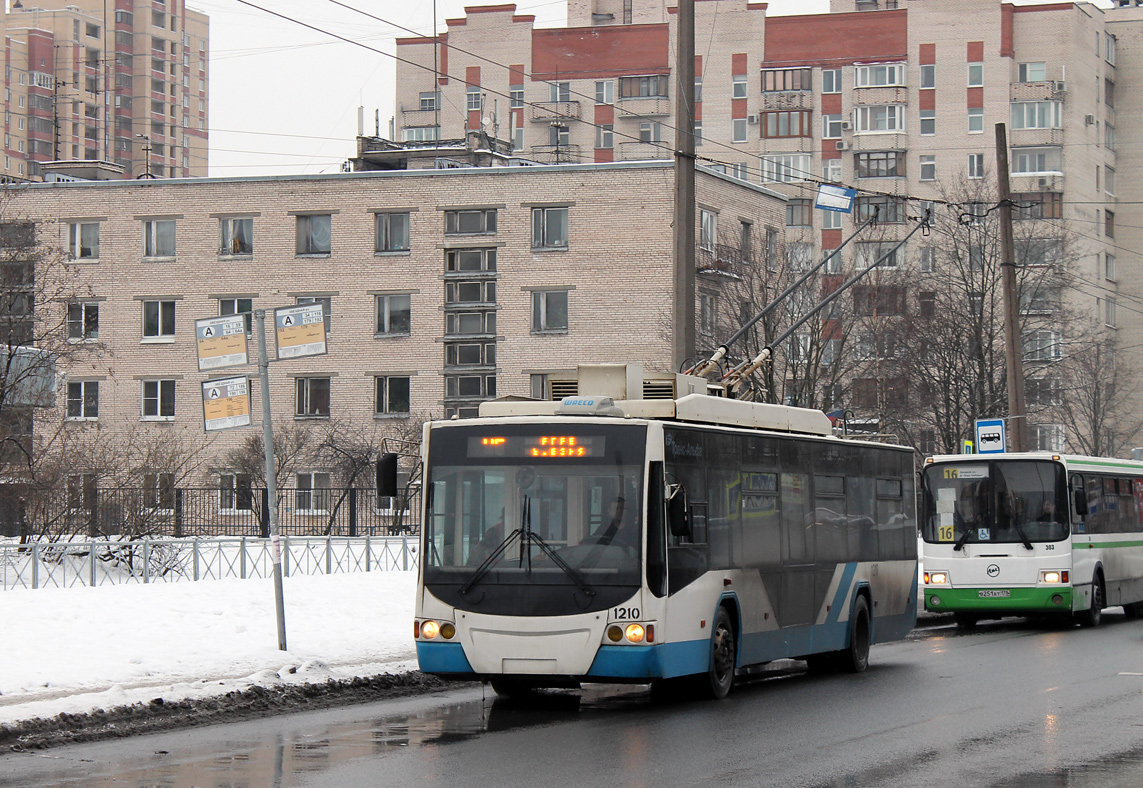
[921,451,1143,627]
[386,365,918,697]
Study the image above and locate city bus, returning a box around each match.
[921,452,1143,628]
[382,365,918,698]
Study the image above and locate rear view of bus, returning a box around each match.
[921,453,1117,627]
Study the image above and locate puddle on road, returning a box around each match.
[992,747,1143,788]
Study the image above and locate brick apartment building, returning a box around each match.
[392,0,1143,452]
[0,0,209,181]
[7,161,785,492]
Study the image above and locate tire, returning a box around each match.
[705,606,737,699]
[954,613,978,630]
[1077,575,1104,628]
[838,595,872,673]
[490,679,534,697]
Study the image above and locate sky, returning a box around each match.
[0,570,417,727]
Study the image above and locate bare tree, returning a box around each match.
[1051,328,1143,457]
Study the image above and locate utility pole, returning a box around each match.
[672,0,696,370]
[136,133,154,178]
[995,122,1028,452]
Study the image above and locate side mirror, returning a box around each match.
[1070,474,1087,518]
[376,452,399,497]
[666,484,691,538]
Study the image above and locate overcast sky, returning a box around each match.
[194,0,1106,178]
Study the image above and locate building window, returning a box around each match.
[142,379,175,420]
[1018,62,1046,82]
[1106,32,1117,65]
[295,296,331,333]
[1106,123,1116,151]
[639,122,663,143]
[1025,378,1061,407]
[595,80,614,105]
[446,280,496,307]
[531,374,549,400]
[732,73,747,99]
[761,68,811,92]
[1013,192,1062,220]
[700,292,717,335]
[855,150,905,178]
[142,473,175,513]
[919,247,935,273]
[760,154,811,183]
[618,75,668,98]
[1011,101,1061,130]
[786,199,812,228]
[532,290,569,333]
[762,111,811,138]
[853,104,905,133]
[446,248,496,273]
[510,85,524,108]
[967,62,983,87]
[295,378,330,418]
[446,310,495,336]
[295,472,331,514]
[855,241,900,268]
[919,291,936,317]
[967,153,985,179]
[218,217,252,256]
[67,221,99,259]
[419,91,439,111]
[1020,285,1058,315]
[694,76,702,103]
[1105,78,1115,109]
[967,107,983,133]
[466,87,482,111]
[1030,424,1066,452]
[68,302,99,340]
[219,297,252,335]
[142,219,175,257]
[699,208,716,251]
[295,214,331,255]
[787,243,814,271]
[732,118,748,143]
[1012,146,1061,174]
[445,374,496,399]
[532,207,569,249]
[445,209,496,235]
[596,124,614,148]
[375,212,410,253]
[375,376,411,416]
[1105,253,1116,282]
[854,63,905,88]
[142,300,175,339]
[219,473,253,512]
[1024,330,1061,362]
[1105,210,1115,238]
[920,155,936,181]
[853,285,906,316]
[822,210,843,231]
[822,159,842,183]
[376,294,411,335]
[920,64,935,89]
[822,68,841,94]
[1107,297,1117,328]
[822,114,842,139]
[404,126,440,143]
[66,380,98,420]
[854,197,906,224]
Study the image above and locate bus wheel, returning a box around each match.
[954,613,978,630]
[839,596,871,673]
[706,607,736,699]
[1078,576,1104,628]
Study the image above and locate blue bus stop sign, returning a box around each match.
[975,418,1007,454]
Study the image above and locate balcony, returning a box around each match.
[530,101,580,121]
[616,97,671,118]
[761,91,811,111]
[852,87,908,105]
[401,107,440,126]
[617,142,668,161]
[529,144,581,164]
[1010,81,1067,102]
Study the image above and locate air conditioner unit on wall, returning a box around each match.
[841,121,852,131]
[1085,114,1096,126]
[747,114,759,124]
[1053,81,1067,92]
[835,141,850,151]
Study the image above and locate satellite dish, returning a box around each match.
[482,115,494,126]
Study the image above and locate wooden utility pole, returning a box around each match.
[995,122,1028,452]
[672,0,696,370]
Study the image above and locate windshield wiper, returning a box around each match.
[1011,521,1034,551]
[459,528,522,596]
[520,495,594,599]
[953,527,973,552]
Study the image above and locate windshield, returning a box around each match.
[922,460,1069,546]
[423,422,647,616]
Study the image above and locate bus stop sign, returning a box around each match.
[975,418,1006,454]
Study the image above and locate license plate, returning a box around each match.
[978,589,1011,598]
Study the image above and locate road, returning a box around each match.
[5,614,1143,788]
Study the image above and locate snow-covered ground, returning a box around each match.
[0,570,418,727]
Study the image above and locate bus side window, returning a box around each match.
[647,461,667,598]
[1070,474,1087,529]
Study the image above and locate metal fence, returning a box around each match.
[0,535,417,591]
[3,486,421,539]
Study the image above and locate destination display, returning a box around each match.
[467,434,604,459]
[201,376,251,431]
[195,315,248,371]
[274,304,326,359]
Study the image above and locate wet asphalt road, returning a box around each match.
[5,613,1143,788]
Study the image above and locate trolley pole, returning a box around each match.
[995,123,1028,452]
[255,309,287,651]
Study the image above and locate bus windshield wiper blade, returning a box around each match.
[459,528,522,596]
[1011,521,1034,551]
[953,527,973,552]
[527,531,595,599]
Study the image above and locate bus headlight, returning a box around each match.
[1040,570,1068,584]
[421,620,440,639]
[607,625,623,642]
[624,624,645,643]
[440,623,457,639]
[926,571,948,585]
[605,622,655,644]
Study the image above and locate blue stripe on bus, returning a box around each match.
[416,641,474,674]
[828,563,859,626]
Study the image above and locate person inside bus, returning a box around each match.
[593,496,637,548]
[469,511,505,564]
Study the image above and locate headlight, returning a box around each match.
[926,571,948,585]
[624,624,645,643]
[421,620,440,639]
[1040,570,1068,584]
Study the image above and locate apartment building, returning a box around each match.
[393,0,1140,452]
[8,161,785,487]
[0,0,209,181]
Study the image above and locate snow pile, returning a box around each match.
[0,570,418,727]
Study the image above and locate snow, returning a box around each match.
[0,570,418,727]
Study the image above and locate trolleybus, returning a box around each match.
[383,365,918,698]
[921,452,1143,627]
